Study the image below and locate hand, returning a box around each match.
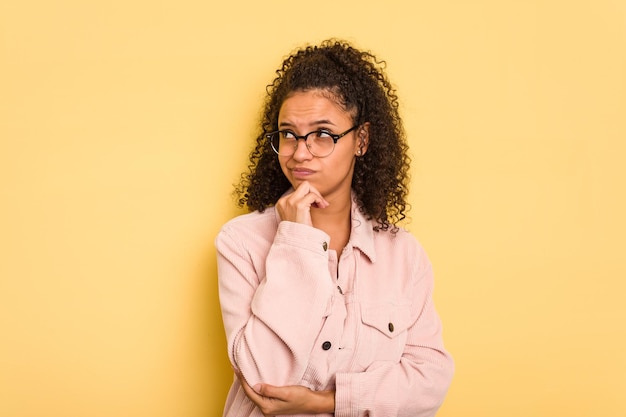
[237,373,335,416]
[275,181,329,226]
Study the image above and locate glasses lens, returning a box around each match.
[269,133,280,154]
[308,132,334,157]
[270,132,296,156]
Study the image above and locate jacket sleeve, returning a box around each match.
[334,246,454,417]
[216,220,335,388]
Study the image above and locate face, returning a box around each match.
[277,89,369,202]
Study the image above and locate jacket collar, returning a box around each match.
[349,194,377,263]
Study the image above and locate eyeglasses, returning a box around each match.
[266,125,359,158]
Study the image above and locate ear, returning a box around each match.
[355,122,370,156]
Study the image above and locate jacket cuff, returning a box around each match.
[274,221,332,255]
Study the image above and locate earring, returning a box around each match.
[356,149,362,156]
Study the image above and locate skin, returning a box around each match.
[275,89,369,253]
[238,374,335,416]
[241,89,370,415]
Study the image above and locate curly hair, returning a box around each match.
[235,39,411,232]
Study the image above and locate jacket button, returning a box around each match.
[322,341,332,350]
[322,242,328,251]
[388,322,394,332]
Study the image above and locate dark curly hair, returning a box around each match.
[235,39,411,232]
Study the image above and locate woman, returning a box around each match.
[216,39,454,417]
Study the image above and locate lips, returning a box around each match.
[290,167,315,179]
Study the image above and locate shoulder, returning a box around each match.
[220,207,278,232]
[373,226,423,252]
[215,208,279,250]
[372,226,432,272]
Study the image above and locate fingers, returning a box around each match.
[288,181,329,209]
[298,182,329,209]
[237,379,280,416]
[254,383,281,399]
[236,377,324,415]
[276,181,328,224]
[237,374,264,405]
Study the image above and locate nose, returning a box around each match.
[291,137,313,161]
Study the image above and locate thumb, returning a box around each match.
[253,383,281,398]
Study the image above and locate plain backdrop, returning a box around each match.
[1,1,625,416]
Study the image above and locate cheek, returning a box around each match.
[334,147,358,167]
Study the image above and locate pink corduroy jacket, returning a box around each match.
[216,200,454,417]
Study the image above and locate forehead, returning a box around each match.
[278,89,354,122]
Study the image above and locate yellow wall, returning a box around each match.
[1,1,624,416]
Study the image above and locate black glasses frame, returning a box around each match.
[266,125,359,157]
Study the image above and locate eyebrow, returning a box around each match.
[279,119,336,129]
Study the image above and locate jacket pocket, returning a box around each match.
[356,301,413,368]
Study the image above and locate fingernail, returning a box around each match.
[252,384,262,393]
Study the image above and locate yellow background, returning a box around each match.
[1,1,625,416]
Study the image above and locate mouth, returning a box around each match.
[290,167,315,179]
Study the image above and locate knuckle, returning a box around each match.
[296,201,310,210]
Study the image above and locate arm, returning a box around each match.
[217,219,334,388]
[229,233,453,417]
[238,374,335,416]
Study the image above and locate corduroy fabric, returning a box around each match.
[216,198,454,417]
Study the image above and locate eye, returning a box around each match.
[315,129,333,138]
[281,130,296,139]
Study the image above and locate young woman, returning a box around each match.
[216,39,454,417]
